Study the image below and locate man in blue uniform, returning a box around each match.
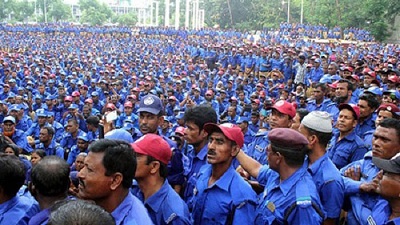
[131,134,191,225]
[2,116,33,153]
[28,156,70,225]
[328,104,368,169]
[35,126,64,158]
[340,118,400,225]
[77,139,153,225]
[298,111,345,224]
[0,154,38,224]
[236,128,325,224]
[355,93,379,139]
[192,123,257,224]
[182,104,218,210]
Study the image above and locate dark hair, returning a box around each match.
[86,116,100,127]
[67,118,79,126]
[379,118,400,141]
[271,145,308,167]
[146,155,168,178]
[31,156,70,197]
[338,79,354,91]
[315,83,328,93]
[48,200,115,225]
[303,126,332,148]
[41,126,55,137]
[32,149,47,159]
[88,139,136,189]
[4,144,20,156]
[296,109,309,123]
[359,94,380,110]
[184,104,218,133]
[0,154,25,197]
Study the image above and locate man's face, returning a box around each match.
[364,75,374,86]
[372,126,400,159]
[375,110,393,127]
[38,85,45,94]
[64,100,72,107]
[377,171,400,200]
[313,87,325,101]
[250,115,258,125]
[328,65,336,75]
[38,116,47,126]
[337,109,356,134]
[184,121,206,145]
[227,107,236,117]
[75,155,86,171]
[139,112,162,135]
[77,139,89,151]
[124,106,133,115]
[336,82,350,98]
[266,145,280,171]
[67,121,78,134]
[357,99,374,119]
[39,128,51,143]
[207,132,235,165]
[134,153,151,179]
[269,109,292,129]
[78,152,112,201]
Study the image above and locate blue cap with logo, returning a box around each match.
[137,94,163,115]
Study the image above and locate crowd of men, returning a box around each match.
[0,22,399,224]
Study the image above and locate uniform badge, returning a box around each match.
[267,201,275,213]
[193,187,198,196]
[144,96,154,105]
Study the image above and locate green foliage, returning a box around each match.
[79,0,113,25]
[48,0,72,22]
[113,12,138,26]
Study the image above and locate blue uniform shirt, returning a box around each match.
[307,154,344,220]
[28,208,50,225]
[328,130,368,169]
[0,195,39,225]
[183,144,208,210]
[111,192,153,225]
[35,141,64,159]
[136,180,191,225]
[245,131,269,165]
[192,165,257,225]
[255,165,325,225]
[355,113,376,139]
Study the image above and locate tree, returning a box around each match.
[79,0,113,25]
[48,0,72,22]
[114,12,138,26]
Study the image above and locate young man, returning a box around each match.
[77,139,152,224]
[192,123,257,224]
[131,134,191,224]
[327,103,368,169]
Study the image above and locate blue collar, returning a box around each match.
[144,180,170,213]
[278,166,307,197]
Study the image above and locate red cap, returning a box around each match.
[127,95,137,100]
[106,103,116,110]
[64,96,73,102]
[328,81,339,89]
[175,126,185,136]
[252,99,260,104]
[377,103,400,114]
[270,100,296,118]
[349,75,360,82]
[203,123,244,148]
[229,96,238,102]
[168,96,177,101]
[366,71,376,78]
[339,103,360,120]
[124,102,133,108]
[131,134,172,165]
[344,67,354,73]
[84,98,93,104]
[132,87,141,92]
[72,91,80,97]
[307,64,313,68]
[256,83,264,88]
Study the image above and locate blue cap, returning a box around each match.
[91,91,99,96]
[45,95,54,101]
[7,93,15,98]
[236,116,249,124]
[104,129,134,143]
[176,112,185,120]
[8,104,21,112]
[68,104,79,110]
[331,75,341,81]
[122,123,134,131]
[36,109,47,117]
[173,106,180,111]
[365,86,383,96]
[319,75,332,84]
[137,94,163,115]
[3,116,16,124]
[315,58,322,63]
[34,95,42,99]
[78,133,89,142]
[46,111,55,117]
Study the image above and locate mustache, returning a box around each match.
[140,125,149,130]
[78,179,85,188]
[207,150,216,156]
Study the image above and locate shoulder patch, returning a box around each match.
[367,215,376,225]
[296,196,312,206]
[236,201,247,209]
[165,213,177,224]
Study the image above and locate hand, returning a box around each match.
[344,166,361,181]
[236,165,250,181]
[360,181,378,193]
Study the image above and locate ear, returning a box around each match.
[110,173,123,191]
[149,161,161,175]
[352,120,357,128]
[28,182,37,197]
[231,145,240,157]
[308,134,317,147]
[200,129,209,140]
[157,116,164,126]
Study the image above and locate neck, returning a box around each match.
[37,194,68,210]
[71,131,78,138]
[307,146,326,164]
[96,189,128,213]
[194,139,208,154]
[389,199,400,220]
[339,129,353,140]
[44,140,52,147]
[137,176,164,201]
[209,162,231,186]
[315,98,323,104]
[278,166,300,181]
